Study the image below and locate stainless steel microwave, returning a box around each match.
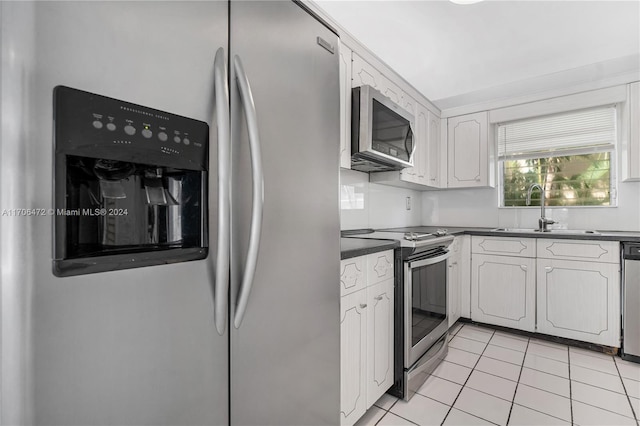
[351,85,415,172]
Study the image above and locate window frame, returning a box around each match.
[496,105,619,209]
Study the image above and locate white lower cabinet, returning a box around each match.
[366,279,394,407]
[340,252,394,426]
[340,289,367,426]
[448,236,462,327]
[471,254,536,332]
[469,236,622,347]
[537,259,620,347]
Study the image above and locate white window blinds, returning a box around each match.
[497,106,616,160]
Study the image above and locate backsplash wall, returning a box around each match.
[340,169,423,230]
[421,181,640,232]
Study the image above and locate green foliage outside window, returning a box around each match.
[502,152,611,207]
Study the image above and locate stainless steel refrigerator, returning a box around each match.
[0,1,340,425]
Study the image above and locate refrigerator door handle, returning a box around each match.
[233,54,264,329]
[212,47,231,335]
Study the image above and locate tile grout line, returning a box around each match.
[613,357,640,424]
[440,325,497,426]
[373,322,465,426]
[505,336,530,425]
[570,377,633,396]
[434,359,518,385]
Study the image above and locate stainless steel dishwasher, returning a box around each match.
[622,242,640,363]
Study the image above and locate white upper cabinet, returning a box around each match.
[370,100,442,190]
[625,81,640,181]
[380,75,402,105]
[351,53,381,89]
[447,111,494,188]
[350,49,443,190]
[426,111,441,187]
[339,43,353,170]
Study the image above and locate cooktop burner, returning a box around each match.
[341,227,453,251]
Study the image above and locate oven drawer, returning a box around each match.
[367,250,394,285]
[472,236,536,258]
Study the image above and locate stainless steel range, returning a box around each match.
[345,227,454,400]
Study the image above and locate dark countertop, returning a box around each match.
[380,225,640,241]
[340,238,399,260]
[462,227,640,242]
[340,226,640,259]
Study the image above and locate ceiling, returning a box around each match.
[315,0,640,111]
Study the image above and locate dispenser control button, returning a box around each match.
[182,138,190,146]
[106,123,116,131]
[124,125,136,136]
[142,129,152,139]
[158,132,168,142]
[174,136,181,143]
[92,120,103,129]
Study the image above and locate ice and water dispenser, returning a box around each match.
[53,86,208,276]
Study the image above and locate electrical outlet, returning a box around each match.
[406,196,411,210]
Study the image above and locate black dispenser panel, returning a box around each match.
[53,86,209,277]
[54,86,208,170]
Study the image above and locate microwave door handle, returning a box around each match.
[408,250,451,269]
[233,54,264,329]
[405,126,415,162]
[212,47,231,336]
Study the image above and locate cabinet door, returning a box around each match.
[426,110,441,187]
[380,75,402,104]
[340,256,366,297]
[447,111,489,188]
[340,289,368,426]
[448,237,461,328]
[627,81,640,180]
[537,259,621,347]
[459,235,472,319]
[351,53,381,89]
[339,43,352,169]
[537,239,619,264]
[366,279,394,407]
[366,250,394,285]
[473,236,536,258]
[471,254,536,332]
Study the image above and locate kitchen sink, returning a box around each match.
[492,228,600,235]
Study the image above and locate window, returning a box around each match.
[498,106,617,207]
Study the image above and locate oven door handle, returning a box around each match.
[408,250,451,269]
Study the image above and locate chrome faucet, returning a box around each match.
[526,183,555,232]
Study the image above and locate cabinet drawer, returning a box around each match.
[471,236,536,257]
[340,256,366,296]
[537,239,619,264]
[367,250,394,285]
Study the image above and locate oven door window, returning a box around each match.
[411,260,447,346]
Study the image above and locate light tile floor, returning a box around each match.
[355,322,640,426]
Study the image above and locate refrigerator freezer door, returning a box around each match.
[1,2,228,425]
[230,2,341,425]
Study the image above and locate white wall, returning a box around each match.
[422,181,640,232]
[342,166,640,232]
[340,169,423,230]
